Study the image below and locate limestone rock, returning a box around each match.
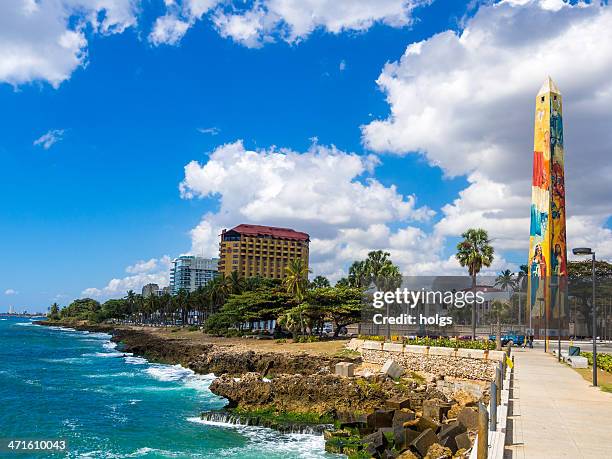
[381,358,405,379]
[425,443,453,459]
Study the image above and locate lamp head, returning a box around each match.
[572,247,594,255]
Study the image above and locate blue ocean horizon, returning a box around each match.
[0,317,333,458]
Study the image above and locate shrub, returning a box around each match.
[581,352,612,373]
[403,336,495,350]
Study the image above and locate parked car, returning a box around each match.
[488,331,525,346]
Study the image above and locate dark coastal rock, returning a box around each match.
[361,430,388,453]
[422,399,451,422]
[454,432,472,451]
[394,426,420,451]
[393,409,416,428]
[411,428,439,457]
[416,415,441,433]
[457,407,479,430]
[386,396,412,410]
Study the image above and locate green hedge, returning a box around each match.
[358,335,495,350]
[581,352,612,373]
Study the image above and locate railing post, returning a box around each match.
[478,402,489,459]
[495,365,502,406]
[489,381,497,431]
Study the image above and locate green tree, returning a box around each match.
[335,277,350,288]
[489,300,512,350]
[307,286,364,337]
[456,228,494,339]
[567,260,612,337]
[309,275,330,289]
[284,258,311,301]
[348,260,369,288]
[48,302,60,320]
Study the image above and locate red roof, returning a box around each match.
[227,224,309,241]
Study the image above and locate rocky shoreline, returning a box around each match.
[37,321,481,458]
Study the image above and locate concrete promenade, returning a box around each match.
[507,347,612,458]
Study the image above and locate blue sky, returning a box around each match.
[2,0,612,311]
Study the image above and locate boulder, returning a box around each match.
[452,390,478,407]
[425,443,453,459]
[335,362,355,377]
[438,421,465,452]
[411,428,439,457]
[454,432,472,451]
[457,407,479,430]
[422,399,451,422]
[393,409,416,428]
[365,410,395,429]
[362,429,389,453]
[416,415,441,433]
[387,397,412,410]
[381,358,405,379]
[394,427,420,451]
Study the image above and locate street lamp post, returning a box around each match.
[573,247,597,387]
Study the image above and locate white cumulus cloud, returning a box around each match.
[0,0,138,87]
[180,140,435,279]
[151,0,428,47]
[4,289,18,295]
[362,0,612,258]
[82,256,172,298]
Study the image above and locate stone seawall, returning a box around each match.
[350,339,503,382]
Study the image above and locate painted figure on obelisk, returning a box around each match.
[528,77,567,340]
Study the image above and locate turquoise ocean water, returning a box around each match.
[0,317,335,458]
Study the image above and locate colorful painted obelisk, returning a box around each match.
[527,77,567,341]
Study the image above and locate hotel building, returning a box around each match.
[170,256,219,294]
[218,224,309,279]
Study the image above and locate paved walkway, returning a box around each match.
[508,348,612,458]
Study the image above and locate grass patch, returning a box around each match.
[600,383,612,393]
[334,348,360,359]
[409,371,426,384]
[230,407,334,425]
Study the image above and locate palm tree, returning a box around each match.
[348,260,369,288]
[309,275,330,289]
[228,270,244,295]
[495,269,517,292]
[456,228,494,339]
[284,258,311,301]
[490,300,511,350]
[495,269,517,324]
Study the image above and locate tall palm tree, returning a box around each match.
[284,258,311,301]
[456,228,494,339]
[495,269,517,292]
[495,269,517,326]
[228,270,244,295]
[490,300,511,350]
[348,260,369,288]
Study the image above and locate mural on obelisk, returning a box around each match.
[528,77,567,336]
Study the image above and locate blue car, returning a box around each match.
[489,331,525,346]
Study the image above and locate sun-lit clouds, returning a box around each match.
[179,140,435,279]
[210,0,428,48]
[82,256,172,299]
[362,0,612,258]
[150,0,429,47]
[0,0,138,87]
[4,289,18,296]
[33,129,65,149]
